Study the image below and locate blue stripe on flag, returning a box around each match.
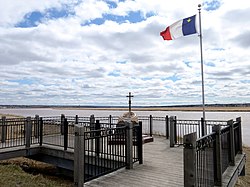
[182,15,197,36]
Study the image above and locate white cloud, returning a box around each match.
[0,0,250,106]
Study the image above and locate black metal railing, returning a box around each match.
[196,132,216,186]
[171,117,228,146]
[84,125,126,181]
[0,117,26,148]
[83,121,142,182]
[184,117,244,187]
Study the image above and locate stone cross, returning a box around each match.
[126,92,134,113]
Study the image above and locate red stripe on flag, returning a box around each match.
[160,27,172,40]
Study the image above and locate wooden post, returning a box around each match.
[1,116,7,143]
[236,117,243,154]
[149,115,153,137]
[74,124,85,187]
[34,115,39,138]
[126,121,133,169]
[64,118,68,151]
[165,115,169,139]
[25,117,32,148]
[170,116,175,147]
[228,119,235,166]
[183,132,197,187]
[61,114,65,135]
[213,125,222,186]
[138,121,143,164]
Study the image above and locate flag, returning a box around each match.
[160,15,197,40]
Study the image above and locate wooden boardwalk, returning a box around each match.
[85,136,184,187]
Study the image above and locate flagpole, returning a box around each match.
[198,4,206,121]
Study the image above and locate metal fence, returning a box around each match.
[73,120,143,182]
[84,124,127,181]
[196,132,216,186]
[0,117,41,149]
[170,116,228,146]
[184,117,244,187]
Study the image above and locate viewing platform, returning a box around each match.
[85,136,183,187]
[0,115,246,187]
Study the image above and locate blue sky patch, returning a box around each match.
[240,80,250,83]
[16,11,44,27]
[108,70,121,77]
[85,10,151,26]
[142,77,152,81]
[9,79,35,85]
[161,75,180,82]
[206,62,216,67]
[203,0,221,11]
[106,1,118,8]
[15,7,74,28]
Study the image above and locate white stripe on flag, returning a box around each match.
[169,19,183,39]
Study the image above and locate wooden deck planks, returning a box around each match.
[85,136,184,187]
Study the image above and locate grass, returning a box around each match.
[0,158,74,187]
[236,146,250,186]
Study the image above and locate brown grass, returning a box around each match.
[0,157,74,187]
[236,147,250,186]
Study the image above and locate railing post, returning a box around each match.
[61,114,65,135]
[170,116,175,147]
[1,116,7,143]
[183,132,197,187]
[109,115,112,127]
[109,115,112,135]
[165,115,169,139]
[126,121,133,169]
[64,118,68,151]
[138,121,143,164]
[25,117,32,148]
[236,117,243,154]
[90,114,95,132]
[75,115,78,124]
[39,117,43,146]
[95,120,101,156]
[235,117,245,176]
[34,115,39,138]
[149,115,153,136]
[213,125,222,186]
[228,119,235,166]
[201,117,205,137]
[74,124,85,187]
[174,116,177,143]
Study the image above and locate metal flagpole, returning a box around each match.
[198,4,206,120]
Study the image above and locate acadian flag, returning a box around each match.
[160,15,197,40]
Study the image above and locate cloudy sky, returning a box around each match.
[0,0,249,106]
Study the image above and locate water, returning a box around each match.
[0,108,249,145]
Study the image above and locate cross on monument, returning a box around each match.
[126,92,134,113]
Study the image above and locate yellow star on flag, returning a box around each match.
[187,18,191,23]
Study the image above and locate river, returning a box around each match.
[0,108,249,146]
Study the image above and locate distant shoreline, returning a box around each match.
[54,106,250,112]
